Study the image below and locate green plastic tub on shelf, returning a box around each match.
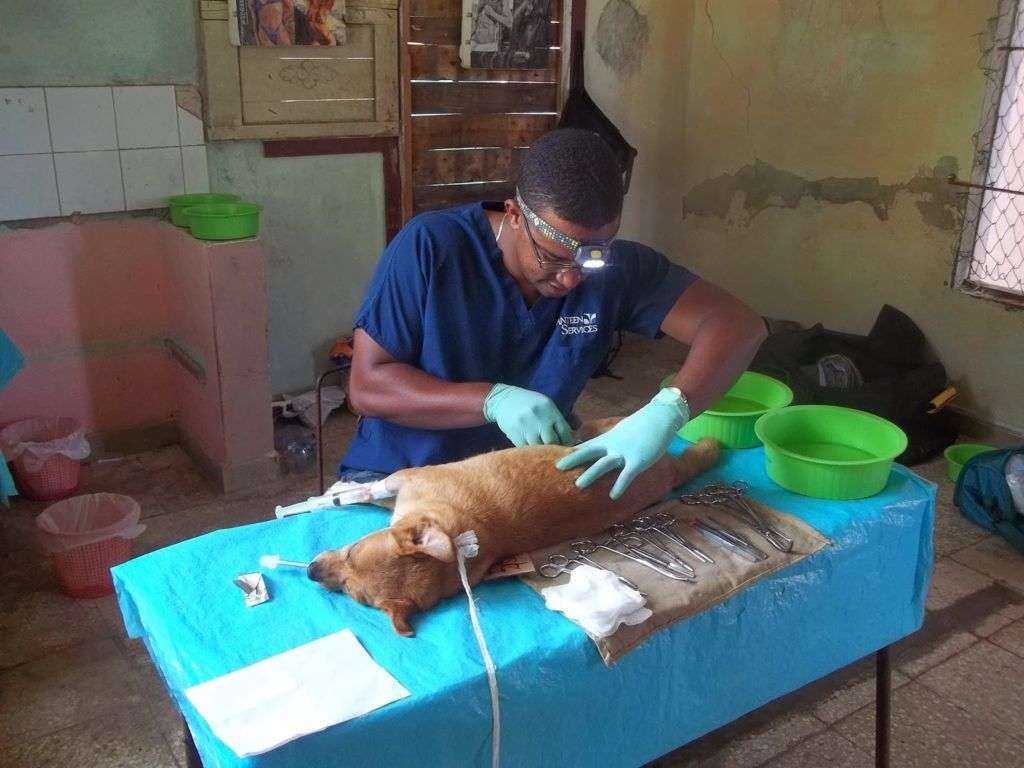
[754,405,908,500]
[660,371,793,448]
[184,202,261,241]
[167,193,240,227]
[944,443,995,483]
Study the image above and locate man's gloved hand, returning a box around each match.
[484,384,574,447]
[556,388,690,499]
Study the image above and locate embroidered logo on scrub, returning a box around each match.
[557,312,599,335]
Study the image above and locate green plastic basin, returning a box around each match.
[167,193,240,227]
[943,443,995,483]
[754,405,908,500]
[661,372,793,448]
[184,202,261,241]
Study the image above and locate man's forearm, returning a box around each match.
[349,359,493,429]
[668,309,767,417]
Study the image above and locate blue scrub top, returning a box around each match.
[339,203,698,474]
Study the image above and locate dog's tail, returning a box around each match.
[670,437,721,486]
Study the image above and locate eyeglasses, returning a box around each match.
[522,218,583,275]
[515,190,615,275]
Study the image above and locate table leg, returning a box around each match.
[183,716,204,768]
[875,646,891,768]
[315,366,346,496]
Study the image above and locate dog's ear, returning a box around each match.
[378,597,417,636]
[391,519,455,562]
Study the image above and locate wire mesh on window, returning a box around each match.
[955,0,1024,300]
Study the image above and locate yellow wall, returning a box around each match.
[586,0,1023,432]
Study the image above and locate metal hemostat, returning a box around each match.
[570,539,694,582]
[631,513,715,565]
[607,523,697,577]
[537,553,645,595]
[606,527,698,581]
[679,482,794,553]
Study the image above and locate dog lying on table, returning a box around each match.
[307,419,720,636]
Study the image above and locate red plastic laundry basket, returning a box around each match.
[37,493,143,599]
[51,536,133,599]
[3,417,86,500]
[14,453,80,501]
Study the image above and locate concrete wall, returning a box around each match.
[586,0,1024,433]
[0,221,276,490]
[0,1,200,86]
[1,1,386,396]
[207,144,386,394]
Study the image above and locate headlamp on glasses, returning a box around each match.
[515,190,614,272]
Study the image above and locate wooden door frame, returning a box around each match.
[397,0,586,224]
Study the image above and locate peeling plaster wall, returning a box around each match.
[587,0,1024,432]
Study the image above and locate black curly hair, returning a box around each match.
[516,128,624,229]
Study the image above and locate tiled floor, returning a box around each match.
[2,336,1022,767]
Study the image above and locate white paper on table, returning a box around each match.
[185,629,410,757]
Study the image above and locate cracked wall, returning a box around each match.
[595,0,651,78]
[585,0,1024,432]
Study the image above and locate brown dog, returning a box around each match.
[308,424,720,636]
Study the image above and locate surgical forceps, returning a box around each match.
[681,482,794,553]
[570,539,693,582]
[632,513,715,565]
[537,553,644,594]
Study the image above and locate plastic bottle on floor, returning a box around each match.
[1006,454,1024,514]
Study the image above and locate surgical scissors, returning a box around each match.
[537,553,644,594]
[570,539,693,581]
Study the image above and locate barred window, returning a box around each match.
[953,0,1024,306]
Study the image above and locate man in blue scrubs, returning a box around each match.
[339,129,766,498]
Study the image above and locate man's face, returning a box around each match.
[505,200,620,299]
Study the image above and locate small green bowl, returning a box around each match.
[944,443,995,483]
[661,371,793,448]
[184,202,261,241]
[167,193,240,227]
[755,405,908,500]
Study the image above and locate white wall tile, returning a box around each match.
[121,147,184,209]
[0,154,59,220]
[177,106,205,146]
[0,88,51,155]
[181,146,210,194]
[113,86,179,149]
[46,87,117,152]
[54,151,124,215]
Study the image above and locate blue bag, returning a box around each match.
[954,446,1024,553]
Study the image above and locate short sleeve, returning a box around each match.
[353,218,437,363]
[617,242,699,337]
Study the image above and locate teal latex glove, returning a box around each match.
[484,383,573,447]
[556,388,690,499]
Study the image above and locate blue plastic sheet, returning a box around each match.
[113,442,935,768]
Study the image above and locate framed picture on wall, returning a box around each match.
[233,0,348,46]
[459,0,552,69]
